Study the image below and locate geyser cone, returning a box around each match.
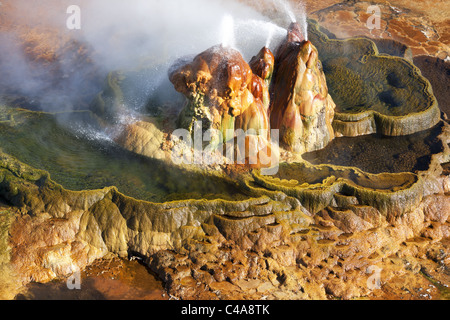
[269,23,335,154]
[249,47,274,110]
[274,22,307,64]
[169,45,270,145]
[249,47,275,82]
[169,45,252,101]
[287,22,306,43]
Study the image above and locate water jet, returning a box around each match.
[220,14,236,49]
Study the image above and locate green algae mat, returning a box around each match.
[0,106,244,203]
[0,103,443,219]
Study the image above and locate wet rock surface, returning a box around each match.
[304,0,449,59]
[169,45,270,141]
[0,117,449,300]
[307,20,441,138]
[413,56,450,117]
[269,23,336,153]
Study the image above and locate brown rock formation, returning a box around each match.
[249,47,274,110]
[169,45,270,142]
[309,1,449,59]
[169,45,275,169]
[1,110,449,301]
[242,0,449,59]
[1,0,449,302]
[269,22,335,153]
[114,119,167,161]
[249,47,275,83]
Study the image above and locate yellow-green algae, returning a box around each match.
[90,71,126,123]
[0,207,14,265]
[0,105,245,203]
[0,106,438,223]
[308,19,440,137]
[0,107,442,254]
[0,145,306,254]
[0,22,448,291]
[0,106,449,301]
[0,19,448,300]
[302,122,445,174]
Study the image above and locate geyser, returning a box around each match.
[167,20,334,165]
[270,0,309,41]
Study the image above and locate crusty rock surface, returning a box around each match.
[169,45,270,143]
[269,23,335,153]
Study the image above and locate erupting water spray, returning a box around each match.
[220,14,236,48]
[273,0,296,23]
[232,19,286,55]
[297,2,308,41]
[265,22,276,48]
[272,0,308,41]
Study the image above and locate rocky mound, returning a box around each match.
[170,45,270,144]
[269,22,336,153]
[249,47,274,110]
[0,105,449,299]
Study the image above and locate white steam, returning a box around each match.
[76,0,287,111]
[0,0,310,114]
